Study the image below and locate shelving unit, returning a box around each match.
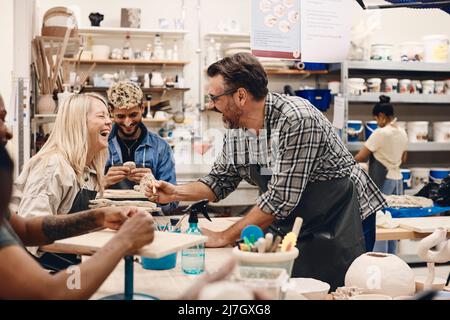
[81,86,190,94]
[63,58,189,66]
[79,27,188,37]
[347,142,450,152]
[347,93,450,104]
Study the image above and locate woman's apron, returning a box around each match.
[249,164,365,291]
[36,189,97,272]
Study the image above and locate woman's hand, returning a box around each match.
[114,208,155,253]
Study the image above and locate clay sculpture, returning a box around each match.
[416,227,450,291]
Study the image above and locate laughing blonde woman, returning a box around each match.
[10,93,113,271]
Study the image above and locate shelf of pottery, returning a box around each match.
[331,38,450,196]
[78,27,190,117]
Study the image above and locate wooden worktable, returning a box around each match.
[42,216,449,299]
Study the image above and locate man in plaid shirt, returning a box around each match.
[145,53,386,289]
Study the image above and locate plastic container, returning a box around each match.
[399,79,411,94]
[433,121,450,142]
[367,78,382,92]
[429,168,450,184]
[400,41,424,62]
[384,78,399,93]
[406,121,429,143]
[234,266,289,300]
[422,80,435,94]
[347,120,364,142]
[422,34,449,63]
[327,81,341,95]
[294,89,331,111]
[400,169,412,190]
[347,78,366,95]
[141,252,177,270]
[370,44,393,61]
[231,246,299,278]
[410,167,430,188]
[411,80,422,94]
[365,121,378,140]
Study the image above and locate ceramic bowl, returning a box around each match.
[286,278,330,300]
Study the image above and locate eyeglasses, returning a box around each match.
[207,88,237,105]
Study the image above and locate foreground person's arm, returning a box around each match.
[9,207,130,246]
[0,210,154,300]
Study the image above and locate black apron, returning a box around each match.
[36,188,97,272]
[249,164,365,291]
[368,154,388,190]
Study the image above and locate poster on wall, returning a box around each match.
[251,0,351,62]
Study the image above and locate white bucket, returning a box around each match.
[410,167,430,189]
[422,34,449,63]
[399,41,424,62]
[433,122,450,142]
[422,80,435,95]
[367,78,382,92]
[399,79,411,94]
[370,44,394,61]
[384,78,399,93]
[347,78,366,95]
[407,121,428,143]
[435,81,445,94]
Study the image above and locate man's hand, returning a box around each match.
[201,228,231,248]
[128,167,153,184]
[100,206,134,230]
[104,166,130,188]
[115,208,155,253]
[144,180,177,204]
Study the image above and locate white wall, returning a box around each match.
[0,0,14,114]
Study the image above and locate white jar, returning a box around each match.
[399,79,411,94]
[328,81,341,95]
[422,34,449,63]
[347,78,366,95]
[407,121,429,143]
[384,78,399,93]
[367,78,382,92]
[435,81,445,94]
[433,121,450,142]
[399,41,424,62]
[370,44,394,61]
[422,80,435,94]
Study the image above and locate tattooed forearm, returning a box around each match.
[42,210,103,242]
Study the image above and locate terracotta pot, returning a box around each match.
[344,252,415,297]
[37,94,56,114]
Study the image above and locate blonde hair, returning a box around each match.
[107,81,143,110]
[26,93,108,191]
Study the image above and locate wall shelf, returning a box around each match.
[346,142,450,152]
[78,27,188,37]
[82,87,190,94]
[332,60,450,73]
[348,93,450,104]
[204,32,250,39]
[265,69,329,76]
[63,58,189,66]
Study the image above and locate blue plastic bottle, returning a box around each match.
[181,199,211,275]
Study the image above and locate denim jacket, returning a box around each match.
[106,123,178,214]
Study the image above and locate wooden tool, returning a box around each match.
[270,235,282,253]
[265,233,273,252]
[292,217,303,236]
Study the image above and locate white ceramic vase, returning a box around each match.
[344,252,415,297]
[37,94,56,114]
[150,72,164,87]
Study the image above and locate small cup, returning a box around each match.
[384,78,399,93]
[399,79,411,94]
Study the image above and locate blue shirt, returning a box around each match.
[106,123,178,214]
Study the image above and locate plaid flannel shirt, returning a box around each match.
[199,92,386,220]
